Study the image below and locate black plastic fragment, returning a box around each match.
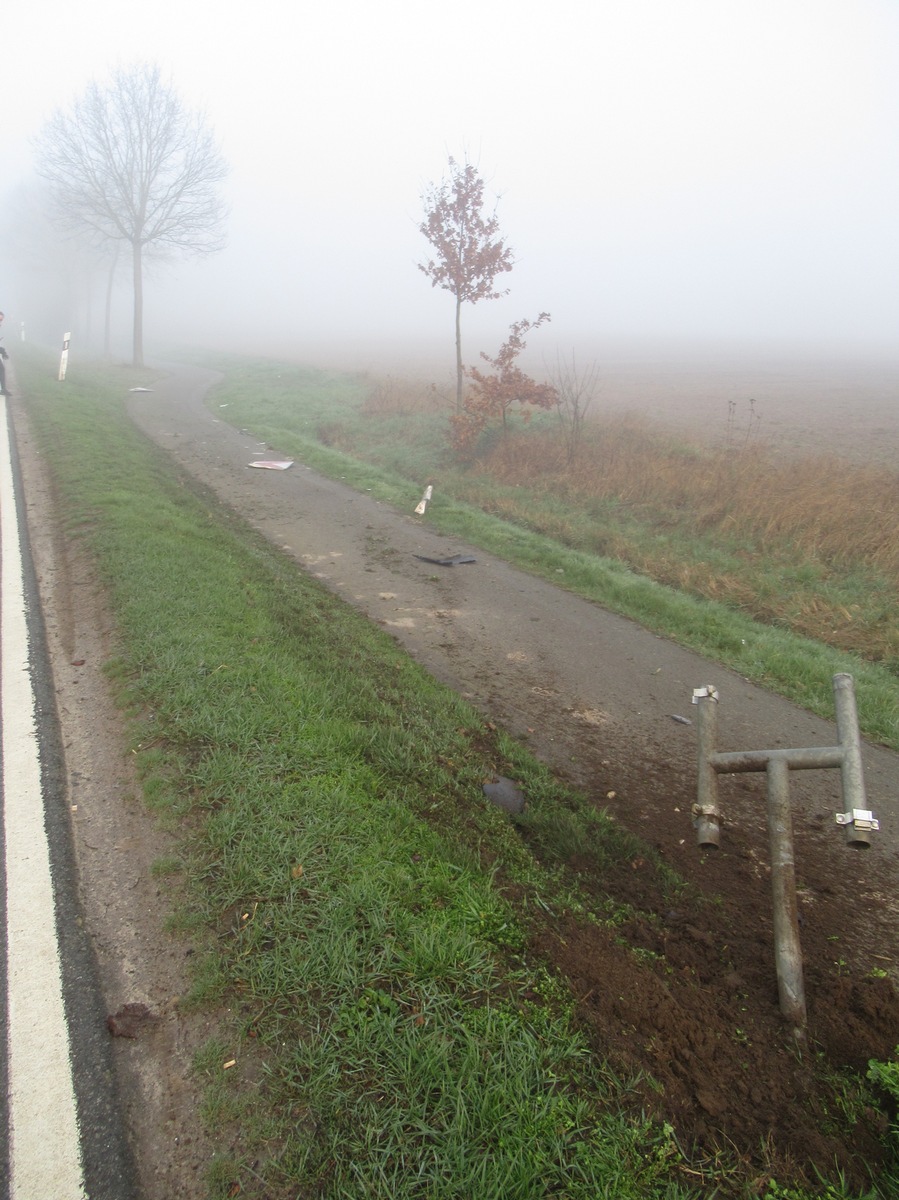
[413,554,477,567]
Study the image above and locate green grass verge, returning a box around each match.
[197,353,899,751]
[13,347,710,1197]
[12,345,890,1200]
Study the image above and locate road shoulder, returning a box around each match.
[11,394,217,1200]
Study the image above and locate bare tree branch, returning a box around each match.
[548,351,601,465]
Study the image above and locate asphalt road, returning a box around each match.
[0,395,136,1199]
[127,365,899,897]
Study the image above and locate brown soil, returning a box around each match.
[525,774,899,1191]
[12,395,220,1197]
[14,359,899,1196]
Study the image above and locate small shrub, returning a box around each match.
[868,1048,899,1142]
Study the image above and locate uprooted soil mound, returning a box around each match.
[524,744,899,1194]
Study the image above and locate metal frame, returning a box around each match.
[692,673,879,1029]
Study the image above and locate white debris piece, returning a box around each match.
[415,485,433,515]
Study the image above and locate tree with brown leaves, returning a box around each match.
[451,313,558,456]
[419,156,514,411]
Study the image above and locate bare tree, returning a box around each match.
[548,351,600,465]
[419,156,514,410]
[33,63,228,366]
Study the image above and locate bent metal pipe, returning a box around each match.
[691,674,880,1030]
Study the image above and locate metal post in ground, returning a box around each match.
[833,672,873,848]
[692,685,720,848]
[765,755,806,1029]
[690,674,879,1031]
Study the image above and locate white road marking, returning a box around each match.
[1,397,87,1198]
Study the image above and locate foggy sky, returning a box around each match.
[4,0,899,367]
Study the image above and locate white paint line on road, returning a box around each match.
[1,397,87,1199]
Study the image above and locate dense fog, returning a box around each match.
[3,0,899,374]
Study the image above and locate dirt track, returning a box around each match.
[17,359,899,1193]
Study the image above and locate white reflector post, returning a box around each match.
[58,332,71,381]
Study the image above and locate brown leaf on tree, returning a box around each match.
[418,156,515,411]
[451,314,558,456]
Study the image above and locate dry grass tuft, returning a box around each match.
[362,375,444,416]
[477,413,899,664]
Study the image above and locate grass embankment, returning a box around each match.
[14,346,895,1199]
[14,347,707,1197]
[200,354,899,750]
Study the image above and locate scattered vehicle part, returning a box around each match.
[414,553,476,566]
[483,776,526,814]
[415,485,433,514]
